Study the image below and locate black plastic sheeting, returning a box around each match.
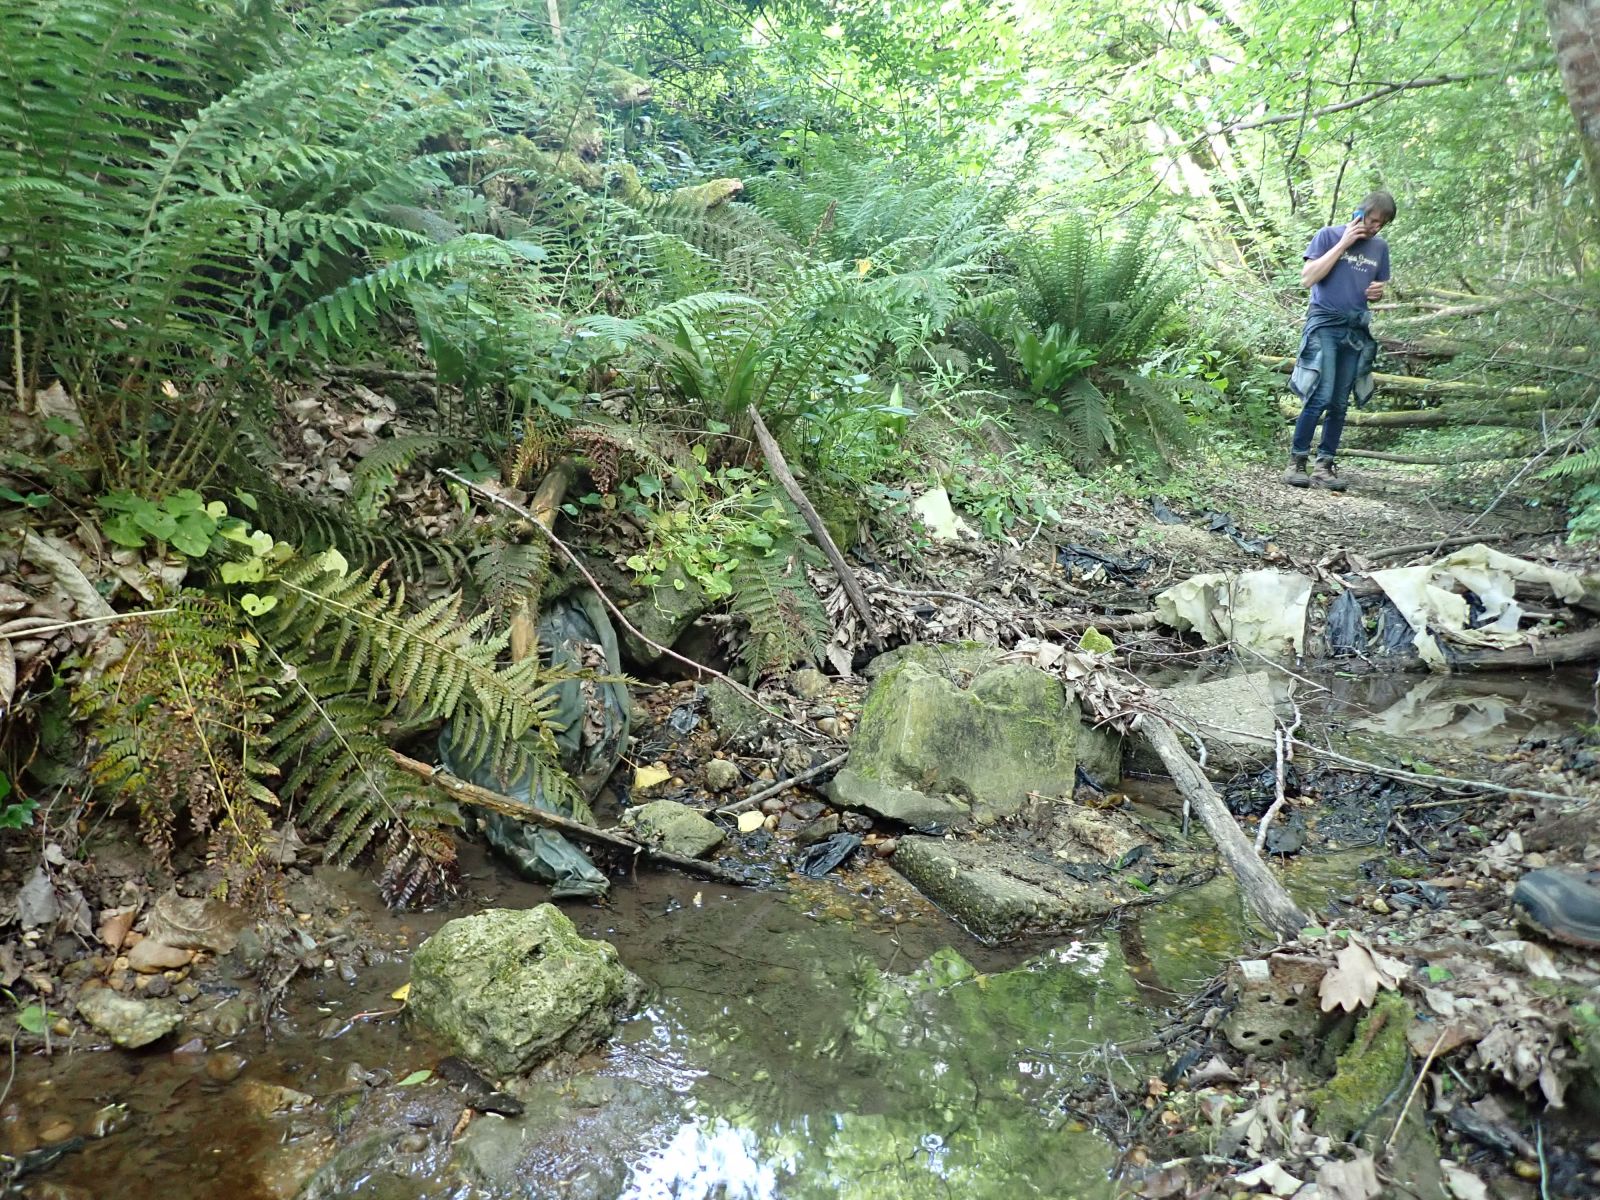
[440,586,631,899]
[1325,590,1366,657]
[795,832,862,877]
[1057,544,1152,584]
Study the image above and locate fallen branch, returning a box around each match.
[1134,716,1309,938]
[438,469,824,743]
[1220,65,1553,134]
[748,409,877,639]
[1277,398,1559,429]
[1362,530,1553,560]
[866,582,1002,616]
[1286,738,1580,805]
[1257,355,1547,398]
[1037,611,1164,635]
[715,752,850,816]
[1444,627,1600,671]
[325,363,437,384]
[389,751,753,886]
[1336,447,1534,466]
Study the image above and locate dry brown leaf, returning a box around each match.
[1316,1153,1380,1200]
[1235,1159,1302,1195]
[1318,940,1406,1013]
[1440,1161,1489,1200]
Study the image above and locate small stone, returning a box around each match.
[619,800,724,859]
[211,996,254,1038]
[1512,1161,1541,1180]
[815,717,844,739]
[76,987,184,1049]
[112,957,130,973]
[49,1018,71,1037]
[236,1080,315,1116]
[37,1116,75,1144]
[173,1036,206,1055]
[175,981,201,1003]
[396,1132,429,1154]
[88,1104,129,1138]
[875,838,898,857]
[1587,1142,1600,1164]
[763,814,779,832]
[797,815,840,846]
[206,1052,249,1083]
[790,668,830,700]
[1370,897,1391,914]
[703,760,741,793]
[142,974,172,998]
[841,812,873,833]
[760,798,785,815]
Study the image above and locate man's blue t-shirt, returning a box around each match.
[1304,225,1390,311]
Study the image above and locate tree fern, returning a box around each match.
[727,525,830,676]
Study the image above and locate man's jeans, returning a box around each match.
[1290,325,1361,460]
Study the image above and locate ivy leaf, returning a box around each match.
[397,1069,432,1086]
[240,593,278,616]
[220,559,265,584]
[16,1004,47,1035]
[170,513,215,558]
[101,513,148,549]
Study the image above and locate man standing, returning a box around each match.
[1283,191,1395,491]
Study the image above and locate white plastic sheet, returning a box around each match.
[1155,569,1313,659]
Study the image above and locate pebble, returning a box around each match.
[1587,1142,1600,1164]
[874,838,898,858]
[396,1132,429,1154]
[88,1104,129,1138]
[49,1018,71,1037]
[37,1115,75,1144]
[142,975,172,998]
[175,981,201,1003]
[1512,1160,1541,1180]
[206,1052,249,1083]
[127,939,191,974]
[1369,897,1391,914]
[815,717,844,739]
[703,759,741,792]
[760,798,785,815]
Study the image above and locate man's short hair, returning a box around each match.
[1360,191,1397,221]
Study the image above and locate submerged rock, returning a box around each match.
[408,906,642,1077]
[702,759,741,792]
[620,800,724,859]
[894,837,1115,941]
[829,659,1081,830]
[75,986,183,1048]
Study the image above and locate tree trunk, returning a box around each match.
[1548,0,1600,206]
[1256,354,1547,398]
[1136,720,1309,939]
[1277,398,1560,429]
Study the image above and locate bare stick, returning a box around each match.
[1256,731,1289,855]
[1135,717,1308,938]
[747,409,877,638]
[0,608,177,639]
[1287,737,1580,805]
[715,752,850,816]
[867,582,1001,616]
[438,469,822,743]
[1386,1028,1449,1151]
[389,751,752,887]
[1362,531,1540,560]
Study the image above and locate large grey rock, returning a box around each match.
[828,660,1080,829]
[618,565,710,665]
[620,800,724,859]
[76,986,183,1048]
[862,641,1006,681]
[1076,720,1123,788]
[827,770,967,831]
[408,906,642,1077]
[1127,670,1279,776]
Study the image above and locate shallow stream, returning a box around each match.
[10,670,1592,1200]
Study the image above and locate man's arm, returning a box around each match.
[1366,243,1391,302]
[1300,225,1364,288]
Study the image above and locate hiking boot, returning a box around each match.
[1514,867,1600,949]
[1310,458,1348,491]
[1280,454,1310,488]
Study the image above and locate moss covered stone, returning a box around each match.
[618,564,710,665]
[409,905,642,1077]
[1307,991,1413,1140]
[619,799,724,858]
[831,659,1081,829]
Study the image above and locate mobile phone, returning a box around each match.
[1351,208,1365,223]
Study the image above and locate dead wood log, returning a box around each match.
[1336,447,1534,466]
[748,408,877,639]
[390,751,754,886]
[1134,719,1309,939]
[1256,354,1547,398]
[507,459,576,663]
[1276,398,1559,429]
[1435,628,1600,671]
[1037,611,1164,635]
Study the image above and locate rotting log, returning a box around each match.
[1277,398,1560,429]
[1337,447,1534,466]
[508,459,576,663]
[389,751,755,887]
[1256,354,1547,398]
[1134,718,1309,939]
[749,408,878,639]
[1433,628,1600,671]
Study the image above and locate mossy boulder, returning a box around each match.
[830,659,1081,829]
[619,800,724,859]
[408,906,643,1077]
[618,564,711,666]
